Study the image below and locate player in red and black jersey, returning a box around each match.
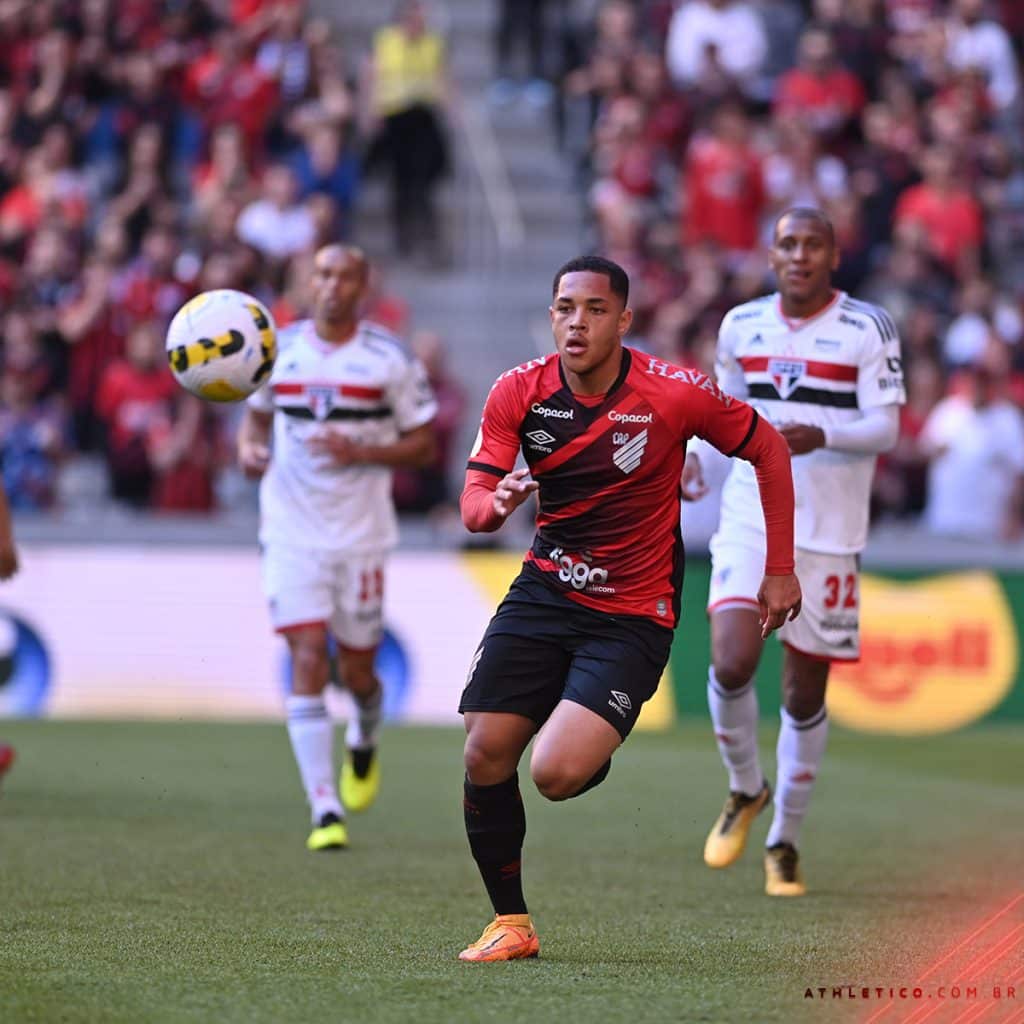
[456,256,802,963]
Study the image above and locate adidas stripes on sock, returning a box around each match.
[766,705,829,848]
[286,694,342,822]
[707,667,763,797]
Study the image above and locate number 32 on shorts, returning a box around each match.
[823,573,857,610]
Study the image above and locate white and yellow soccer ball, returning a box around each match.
[166,289,277,402]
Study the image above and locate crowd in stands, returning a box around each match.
[2,0,1022,541]
[558,0,1024,540]
[0,0,458,517]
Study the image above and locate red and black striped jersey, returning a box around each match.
[463,347,790,627]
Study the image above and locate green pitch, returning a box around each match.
[1,721,1022,1024]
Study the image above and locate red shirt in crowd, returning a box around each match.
[894,184,983,268]
[683,137,765,252]
[773,68,866,132]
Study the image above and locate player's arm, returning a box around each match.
[682,311,748,500]
[0,480,19,580]
[690,377,800,636]
[238,406,273,477]
[460,378,532,533]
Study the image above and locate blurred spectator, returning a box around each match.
[893,146,984,277]
[491,0,554,106]
[288,122,360,234]
[255,1,315,107]
[392,329,466,514]
[0,370,66,510]
[773,27,866,141]
[946,0,1019,113]
[665,0,767,98]
[921,341,1024,540]
[95,320,180,506]
[682,100,765,258]
[943,277,1022,367]
[236,163,316,265]
[364,1,451,261]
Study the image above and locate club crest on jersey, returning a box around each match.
[307,385,335,420]
[768,358,806,399]
[612,429,648,474]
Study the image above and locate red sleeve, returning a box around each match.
[683,372,794,575]
[460,470,504,533]
[460,374,524,533]
[737,416,795,576]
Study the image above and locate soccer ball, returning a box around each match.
[166,289,277,402]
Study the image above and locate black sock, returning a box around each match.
[463,773,528,916]
[570,758,611,798]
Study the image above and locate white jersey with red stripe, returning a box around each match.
[715,291,905,554]
[248,318,437,551]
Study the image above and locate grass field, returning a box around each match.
[1,720,1023,1024]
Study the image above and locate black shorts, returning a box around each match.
[458,570,674,740]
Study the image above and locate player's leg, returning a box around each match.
[457,577,570,962]
[333,554,387,814]
[703,538,772,868]
[763,648,829,896]
[530,609,673,800]
[263,544,346,850]
[764,550,858,896]
[286,623,347,850]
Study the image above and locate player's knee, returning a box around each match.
[713,652,760,690]
[531,760,589,802]
[781,679,825,722]
[289,638,329,692]
[464,734,516,786]
[338,655,377,696]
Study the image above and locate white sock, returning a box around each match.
[707,667,763,797]
[766,706,829,848]
[286,694,343,822]
[345,682,383,751]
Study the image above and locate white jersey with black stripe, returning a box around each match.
[714,291,905,554]
[248,319,437,551]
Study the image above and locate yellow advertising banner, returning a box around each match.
[827,572,1017,735]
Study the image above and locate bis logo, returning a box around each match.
[0,610,51,716]
[827,572,1017,735]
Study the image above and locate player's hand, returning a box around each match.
[238,441,271,478]
[493,467,539,519]
[680,451,709,502]
[306,430,363,466]
[779,423,825,455]
[0,543,18,581]
[757,572,802,639]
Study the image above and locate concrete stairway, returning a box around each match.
[322,0,584,459]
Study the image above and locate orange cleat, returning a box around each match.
[458,914,540,963]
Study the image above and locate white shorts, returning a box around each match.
[708,535,860,662]
[261,544,386,651]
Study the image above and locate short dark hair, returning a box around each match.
[774,207,835,246]
[552,256,629,306]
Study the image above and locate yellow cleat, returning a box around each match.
[764,842,806,896]
[340,748,380,814]
[306,813,348,851]
[704,782,772,868]
[458,915,540,963]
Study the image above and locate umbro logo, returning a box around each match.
[607,690,632,717]
[525,429,555,445]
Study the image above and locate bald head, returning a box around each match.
[311,244,370,338]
